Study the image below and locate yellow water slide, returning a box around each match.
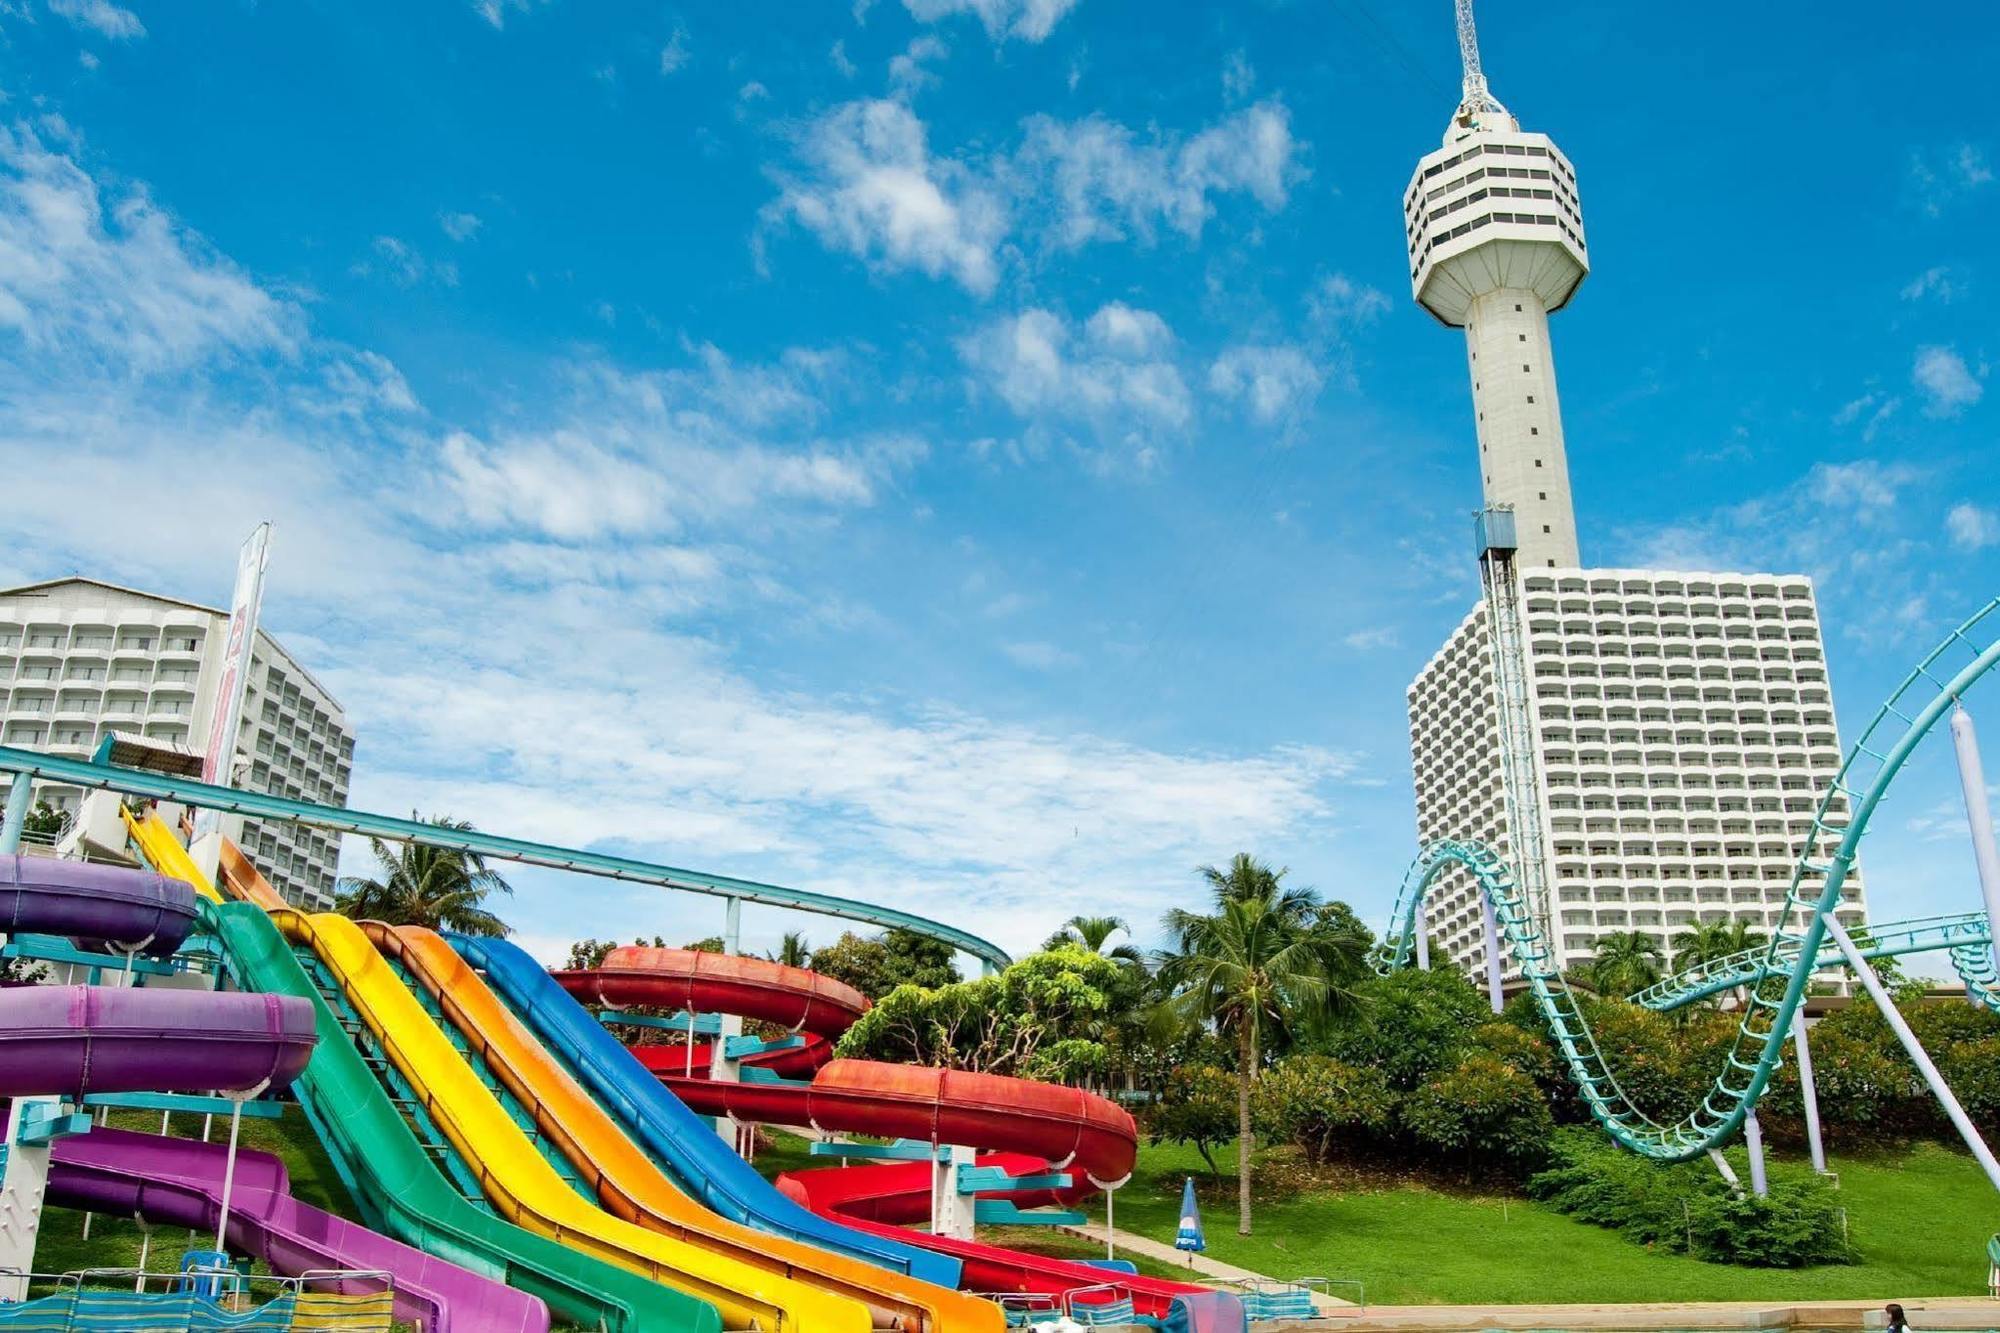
[121,807,225,903]
[281,907,872,1333]
[368,923,1004,1333]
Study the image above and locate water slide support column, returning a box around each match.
[0,776,32,854]
[1414,898,1431,971]
[213,1078,270,1255]
[1826,914,2000,1191]
[0,1096,59,1301]
[1951,706,2000,979]
[1479,894,1504,1014]
[1791,1010,1828,1174]
[712,895,746,1146]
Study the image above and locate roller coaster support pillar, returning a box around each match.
[0,775,30,854]
[1479,894,1504,1013]
[1414,900,1430,971]
[1791,1010,1827,1174]
[1743,1109,1768,1197]
[1828,914,2000,1192]
[1952,706,2000,978]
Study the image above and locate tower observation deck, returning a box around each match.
[1403,0,1589,570]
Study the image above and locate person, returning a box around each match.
[1885,1303,1909,1332]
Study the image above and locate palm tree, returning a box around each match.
[334,815,513,937]
[768,931,812,969]
[1155,886,1330,1237]
[1575,930,1665,998]
[1043,915,1145,966]
[1671,919,1768,972]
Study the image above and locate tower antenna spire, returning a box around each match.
[1454,0,1508,127]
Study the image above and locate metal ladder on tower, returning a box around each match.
[1475,506,1559,968]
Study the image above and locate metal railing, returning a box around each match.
[0,1264,395,1331]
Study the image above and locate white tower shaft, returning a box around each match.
[1465,289,1580,569]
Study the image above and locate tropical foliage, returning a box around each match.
[1569,930,1665,997]
[334,815,513,936]
[810,928,961,998]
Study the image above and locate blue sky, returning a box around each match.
[1,0,1996,966]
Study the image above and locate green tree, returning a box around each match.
[23,800,64,841]
[1670,919,1767,972]
[811,928,961,999]
[1329,966,1485,1091]
[1149,1064,1238,1176]
[563,935,668,971]
[1043,915,1144,967]
[334,816,513,936]
[1572,930,1665,998]
[767,931,812,968]
[1156,862,1338,1236]
[835,946,1124,1082]
[1252,1054,1394,1165]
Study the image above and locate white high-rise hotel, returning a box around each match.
[1403,3,1867,980]
[0,578,354,910]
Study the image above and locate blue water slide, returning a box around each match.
[447,933,962,1290]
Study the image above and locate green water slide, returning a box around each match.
[208,900,717,1333]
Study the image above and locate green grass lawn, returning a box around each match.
[1069,1139,1996,1305]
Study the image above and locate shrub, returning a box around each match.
[1401,1052,1554,1173]
[1252,1055,1395,1165]
[1149,1064,1238,1176]
[1684,1185,1852,1266]
[1529,1128,1852,1267]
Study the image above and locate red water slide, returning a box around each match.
[554,948,1214,1315]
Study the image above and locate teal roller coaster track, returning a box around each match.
[1373,598,2000,1162]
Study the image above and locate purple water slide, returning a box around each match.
[50,1128,548,1333]
[0,854,199,956]
[0,986,315,1099]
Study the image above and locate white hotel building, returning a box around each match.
[0,578,354,910]
[1399,5,1867,979]
[1408,573,1868,977]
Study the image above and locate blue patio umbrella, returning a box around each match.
[1174,1177,1206,1255]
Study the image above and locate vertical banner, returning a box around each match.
[194,523,273,840]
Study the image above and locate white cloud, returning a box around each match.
[1342,627,1399,651]
[1013,99,1300,249]
[1208,343,1322,424]
[439,211,482,242]
[1913,344,1984,417]
[768,99,1304,289]
[901,0,1078,43]
[959,303,1191,443]
[0,124,300,372]
[1221,50,1255,101]
[1908,143,1994,216]
[1307,272,1390,331]
[766,99,1006,295]
[888,35,948,95]
[829,40,858,78]
[351,235,459,288]
[48,0,143,39]
[1900,265,1961,303]
[471,0,544,29]
[1809,459,1919,516]
[1947,502,2000,552]
[659,23,690,74]
[1833,390,1902,442]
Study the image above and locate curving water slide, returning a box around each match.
[367,922,1003,1333]
[551,946,1231,1329]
